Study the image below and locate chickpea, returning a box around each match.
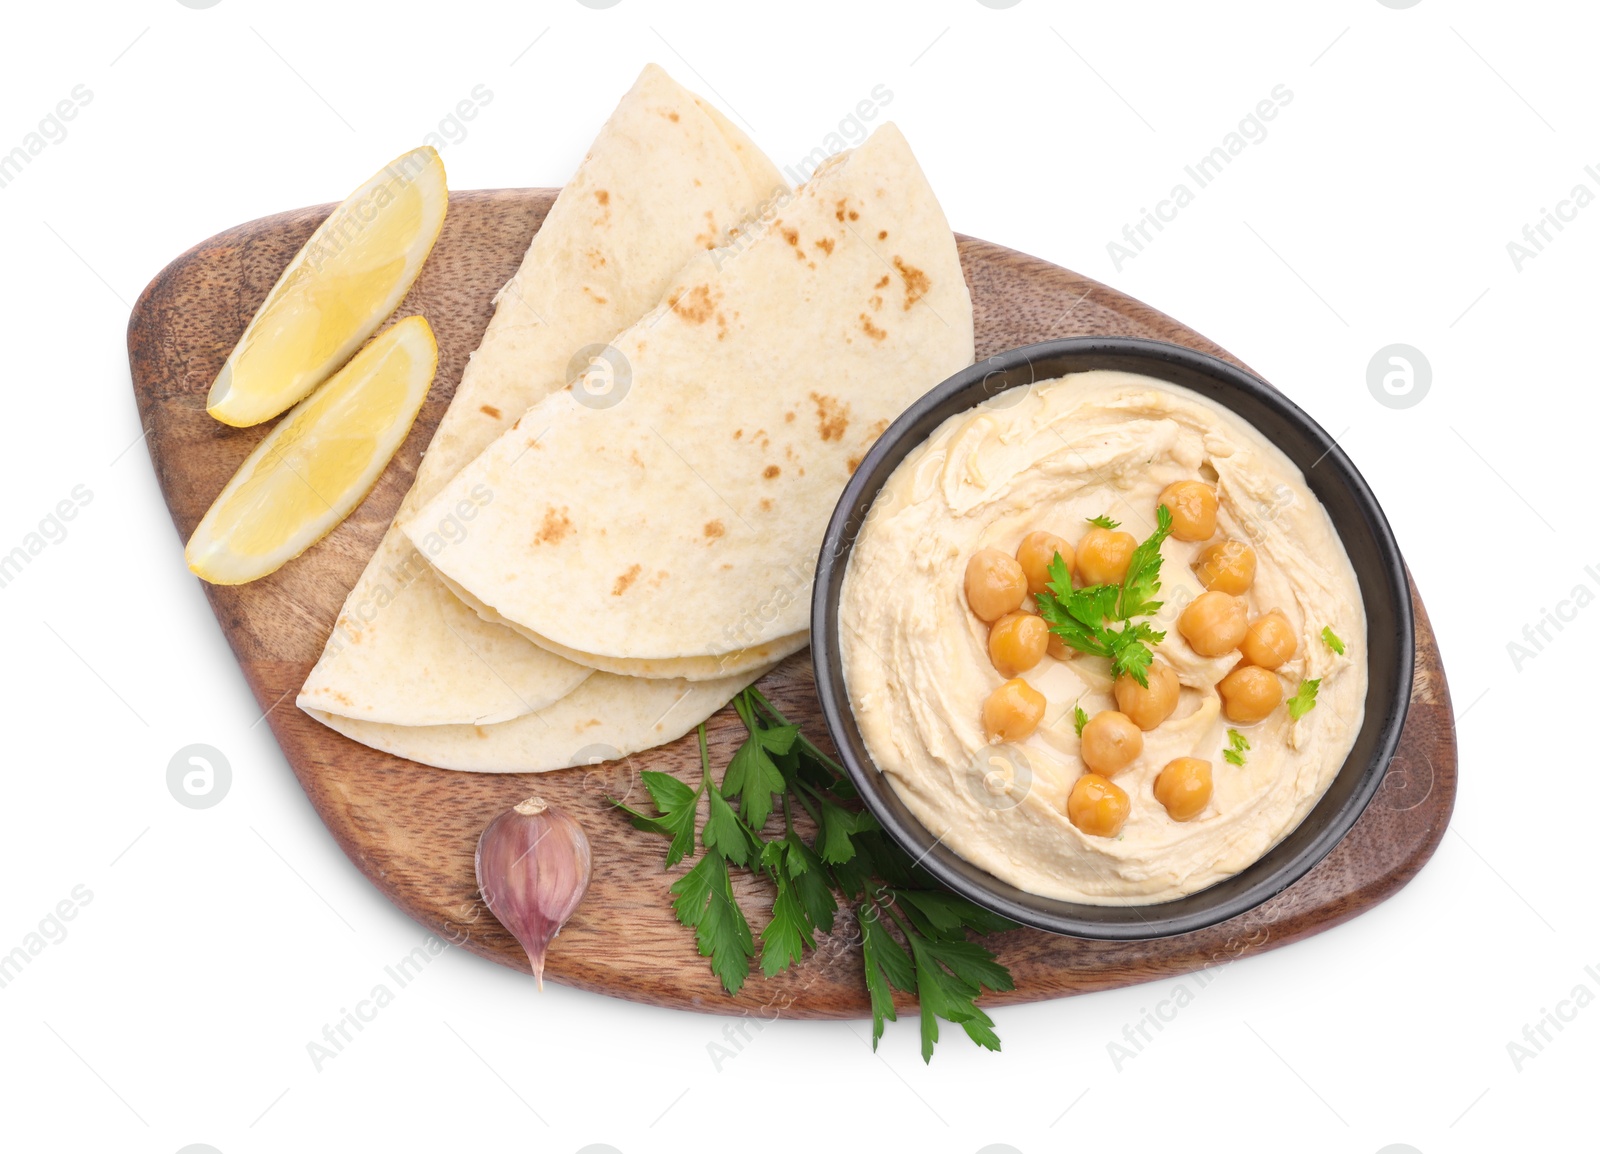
[1080,710,1144,776]
[1158,480,1219,542]
[982,677,1046,743]
[965,548,1027,622]
[1178,590,1249,656]
[1154,758,1213,822]
[1192,538,1257,596]
[1240,610,1297,671]
[1047,632,1073,661]
[1217,665,1283,723]
[989,612,1048,677]
[1113,661,1180,731]
[1067,773,1131,838]
[1076,526,1137,586]
[1017,531,1074,596]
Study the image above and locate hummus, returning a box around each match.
[839,371,1367,905]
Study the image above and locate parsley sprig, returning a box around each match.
[614,687,1016,1062]
[1036,505,1175,686]
[1286,678,1320,720]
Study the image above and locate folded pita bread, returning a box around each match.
[305,665,769,773]
[404,123,974,673]
[430,565,809,681]
[299,64,784,727]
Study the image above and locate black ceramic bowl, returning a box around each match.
[811,338,1412,939]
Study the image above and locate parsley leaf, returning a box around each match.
[668,850,755,995]
[669,847,718,926]
[723,699,794,827]
[1287,678,1321,720]
[1117,504,1174,620]
[1322,626,1346,655]
[1035,554,1116,658]
[1107,620,1167,685]
[859,906,912,1045]
[786,845,839,933]
[893,890,1016,946]
[1223,728,1250,766]
[703,786,750,865]
[758,876,814,978]
[817,801,865,865]
[1073,703,1089,737]
[908,931,1012,1060]
[617,770,700,867]
[695,853,755,994]
[1086,514,1121,529]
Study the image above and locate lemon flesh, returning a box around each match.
[206,147,447,428]
[187,316,438,585]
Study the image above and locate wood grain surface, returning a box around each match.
[128,189,1457,1017]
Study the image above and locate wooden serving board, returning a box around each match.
[129,190,1457,1016]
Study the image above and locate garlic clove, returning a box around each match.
[475,796,593,988]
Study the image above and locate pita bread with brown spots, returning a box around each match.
[404,123,974,675]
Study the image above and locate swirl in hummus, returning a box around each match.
[839,371,1367,905]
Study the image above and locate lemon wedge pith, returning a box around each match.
[187,316,438,585]
[205,147,447,428]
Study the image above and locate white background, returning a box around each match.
[0,1,1589,1151]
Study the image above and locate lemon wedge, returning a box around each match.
[187,316,438,585]
[205,147,448,428]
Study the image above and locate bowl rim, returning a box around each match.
[810,337,1414,940]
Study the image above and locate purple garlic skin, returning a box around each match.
[475,797,593,988]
